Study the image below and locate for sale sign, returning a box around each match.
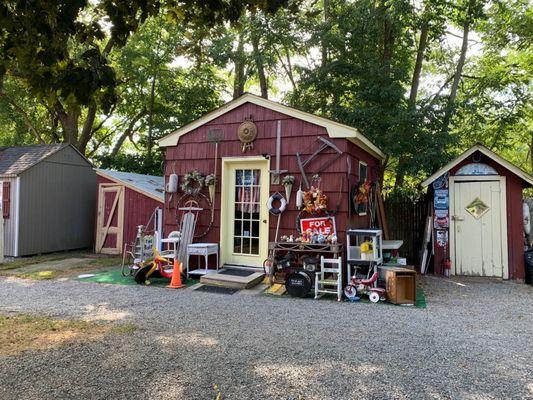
[300,217,337,236]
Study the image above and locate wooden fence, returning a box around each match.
[383,195,429,266]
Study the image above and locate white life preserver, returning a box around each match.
[268,193,287,215]
[523,202,530,235]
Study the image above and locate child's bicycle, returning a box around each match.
[344,271,386,303]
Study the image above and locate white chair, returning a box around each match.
[315,256,343,301]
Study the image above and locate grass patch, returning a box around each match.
[0,251,122,280]
[0,253,75,271]
[0,314,136,356]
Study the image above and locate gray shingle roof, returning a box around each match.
[0,144,67,177]
[96,169,164,202]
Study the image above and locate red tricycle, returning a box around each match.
[344,271,386,303]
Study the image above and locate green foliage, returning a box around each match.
[95,151,164,176]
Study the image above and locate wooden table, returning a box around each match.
[267,242,343,285]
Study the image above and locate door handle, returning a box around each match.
[262,220,267,224]
[453,215,464,221]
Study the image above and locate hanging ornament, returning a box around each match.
[296,185,303,209]
[237,119,257,152]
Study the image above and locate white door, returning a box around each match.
[220,159,269,267]
[453,180,505,277]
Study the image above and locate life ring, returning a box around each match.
[268,193,286,215]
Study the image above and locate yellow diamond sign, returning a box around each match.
[465,197,489,219]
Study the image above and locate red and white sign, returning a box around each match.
[300,217,337,236]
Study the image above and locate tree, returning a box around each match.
[0,0,288,154]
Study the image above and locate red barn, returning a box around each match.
[422,144,533,281]
[95,169,164,255]
[158,93,385,269]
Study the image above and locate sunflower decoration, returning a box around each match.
[302,186,328,214]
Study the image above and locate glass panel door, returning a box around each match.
[233,169,261,256]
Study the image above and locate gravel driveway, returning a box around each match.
[0,275,531,400]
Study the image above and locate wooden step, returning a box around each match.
[200,270,265,289]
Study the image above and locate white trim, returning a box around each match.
[95,169,164,203]
[449,176,508,279]
[157,93,386,161]
[422,144,533,187]
[13,177,20,257]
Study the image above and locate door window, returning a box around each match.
[233,169,261,255]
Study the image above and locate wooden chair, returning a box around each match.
[315,256,343,301]
[160,207,199,266]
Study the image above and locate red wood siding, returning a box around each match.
[96,176,163,247]
[432,151,526,280]
[2,181,10,218]
[163,101,381,254]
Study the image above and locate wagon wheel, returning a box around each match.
[175,192,213,239]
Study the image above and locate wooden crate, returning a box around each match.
[385,267,416,305]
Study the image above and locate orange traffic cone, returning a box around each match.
[167,260,185,289]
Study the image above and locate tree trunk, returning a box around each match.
[408,21,428,109]
[110,109,147,157]
[78,102,97,154]
[147,72,157,157]
[250,15,268,99]
[233,31,246,99]
[380,0,394,79]
[395,21,429,188]
[442,0,475,131]
[54,102,80,146]
[321,0,330,67]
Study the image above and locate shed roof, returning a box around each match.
[421,144,533,187]
[0,144,69,177]
[96,169,164,202]
[157,92,386,160]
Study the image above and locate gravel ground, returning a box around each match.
[0,275,532,400]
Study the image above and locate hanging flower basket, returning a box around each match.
[205,173,217,203]
[282,175,295,204]
[181,170,205,196]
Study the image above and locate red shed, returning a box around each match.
[95,169,164,254]
[158,93,385,269]
[421,144,533,281]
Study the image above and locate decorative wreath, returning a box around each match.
[268,193,287,215]
[181,170,205,196]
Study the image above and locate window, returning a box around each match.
[359,162,368,183]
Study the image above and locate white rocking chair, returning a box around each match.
[315,256,343,302]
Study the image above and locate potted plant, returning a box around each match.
[205,173,217,203]
[282,175,295,203]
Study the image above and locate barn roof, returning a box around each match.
[0,144,69,177]
[96,169,165,202]
[157,92,386,160]
[421,144,533,187]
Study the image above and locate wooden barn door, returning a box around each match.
[451,178,507,278]
[96,184,124,254]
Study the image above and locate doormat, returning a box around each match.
[218,269,256,277]
[76,268,197,287]
[194,285,240,295]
